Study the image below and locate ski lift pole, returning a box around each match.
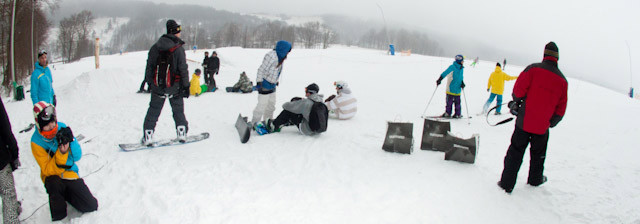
[420,85,439,118]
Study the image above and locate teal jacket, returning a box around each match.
[31,122,82,180]
[439,62,464,95]
[30,62,55,105]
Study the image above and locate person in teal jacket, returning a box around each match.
[436,54,466,118]
[30,51,56,106]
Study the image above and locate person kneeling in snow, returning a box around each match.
[190,69,202,96]
[256,83,328,136]
[227,71,253,93]
[30,102,98,221]
[324,80,357,120]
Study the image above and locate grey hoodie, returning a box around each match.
[282,93,324,135]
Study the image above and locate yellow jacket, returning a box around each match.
[487,66,518,95]
[190,73,202,95]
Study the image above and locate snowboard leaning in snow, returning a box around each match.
[235,114,251,143]
[118,132,210,151]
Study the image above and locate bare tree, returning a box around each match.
[297,22,320,49]
[321,24,337,49]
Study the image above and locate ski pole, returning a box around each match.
[420,85,439,118]
[462,88,471,119]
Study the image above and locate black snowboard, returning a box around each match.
[235,114,251,143]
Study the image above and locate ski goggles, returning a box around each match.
[39,106,56,122]
[38,50,47,58]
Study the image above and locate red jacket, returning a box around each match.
[512,57,568,134]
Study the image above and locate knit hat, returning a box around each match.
[33,101,56,130]
[195,68,201,74]
[496,62,501,67]
[306,83,319,94]
[455,54,464,63]
[37,50,47,58]
[544,41,559,60]
[166,19,181,34]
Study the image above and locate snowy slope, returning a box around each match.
[3,46,640,223]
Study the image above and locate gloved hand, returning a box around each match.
[56,127,74,145]
[215,69,219,75]
[487,89,490,92]
[182,88,190,98]
[325,95,336,102]
[256,82,263,89]
[10,158,20,171]
[460,81,466,89]
[53,95,57,106]
[436,77,443,85]
[508,101,520,116]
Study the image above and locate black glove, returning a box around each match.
[53,95,57,106]
[256,82,263,89]
[487,89,490,92]
[291,97,302,102]
[56,127,74,145]
[508,101,520,116]
[325,95,336,102]
[182,88,190,98]
[436,76,443,85]
[10,158,20,171]
[460,81,466,89]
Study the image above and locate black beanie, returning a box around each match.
[544,41,559,60]
[306,83,319,94]
[166,19,181,34]
[496,62,501,67]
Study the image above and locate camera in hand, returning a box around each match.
[56,127,74,145]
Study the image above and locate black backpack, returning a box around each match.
[308,101,328,133]
[154,44,182,88]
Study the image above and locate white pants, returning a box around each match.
[0,165,20,224]
[252,92,277,123]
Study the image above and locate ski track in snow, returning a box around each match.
[3,46,640,223]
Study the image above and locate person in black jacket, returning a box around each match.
[202,51,209,82]
[0,96,21,223]
[205,51,220,89]
[142,19,190,144]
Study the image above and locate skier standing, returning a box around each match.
[251,40,292,125]
[205,51,220,90]
[142,19,190,144]
[435,54,466,118]
[497,42,568,193]
[31,51,56,106]
[483,63,518,115]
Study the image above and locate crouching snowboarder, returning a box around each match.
[255,83,328,136]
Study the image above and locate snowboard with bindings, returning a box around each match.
[235,114,251,143]
[118,132,210,152]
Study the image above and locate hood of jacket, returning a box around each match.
[275,40,292,62]
[308,93,324,102]
[157,34,185,51]
[494,66,502,73]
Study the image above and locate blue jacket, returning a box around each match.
[30,62,55,105]
[31,122,82,181]
[439,62,464,95]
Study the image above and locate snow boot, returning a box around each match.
[266,119,281,133]
[254,122,269,135]
[452,114,462,119]
[441,112,451,118]
[495,112,502,115]
[177,125,187,143]
[528,176,548,187]
[497,181,513,193]
[141,130,154,146]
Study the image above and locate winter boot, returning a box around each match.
[528,176,548,187]
[452,114,462,119]
[441,112,451,118]
[141,130,154,146]
[497,181,513,193]
[177,125,187,143]
[266,119,281,133]
[254,121,270,135]
[495,112,502,115]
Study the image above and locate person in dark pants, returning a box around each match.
[258,83,327,136]
[31,102,98,221]
[436,54,465,118]
[202,51,210,86]
[0,96,21,223]
[205,51,220,89]
[142,19,190,144]
[498,42,568,193]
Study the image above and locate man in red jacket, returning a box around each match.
[497,42,568,193]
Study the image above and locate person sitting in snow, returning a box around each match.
[227,71,253,93]
[483,63,518,115]
[190,69,203,96]
[436,54,466,118]
[256,83,328,136]
[30,102,98,221]
[324,81,357,120]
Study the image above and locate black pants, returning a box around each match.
[273,110,303,129]
[499,126,549,190]
[44,176,98,221]
[143,93,189,132]
[205,70,216,88]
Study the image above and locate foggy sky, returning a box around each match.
[142,0,640,95]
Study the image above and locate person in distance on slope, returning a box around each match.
[482,63,518,115]
[324,81,357,120]
[205,51,220,90]
[470,57,479,67]
[436,54,466,118]
[257,83,328,136]
[228,71,253,93]
[0,97,21,223]
[497,42,568,193]
[30,102,98,221]
[142,19,190,144]
[31,50,58,106]
[190,69,203,96]
[251,40,292,126]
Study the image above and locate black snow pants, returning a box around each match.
[143,93,189,133]
[273,110,303,129]
[44,176,98,221]
[499,126,549,191]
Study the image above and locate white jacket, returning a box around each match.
[326,89,357,120]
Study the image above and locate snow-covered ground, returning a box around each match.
[3,46,640,223]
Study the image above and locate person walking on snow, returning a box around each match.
[257,83,328,136]
[142,19,190,144]
[324,81,357,120]
[497,42,568,193]
[190,69,203,96]
[1,97,21,224]
[483,63,518,115]
[31,50,57,106]
[436,54,466,118]
[251,40,292,125]
[30,102,98,221]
